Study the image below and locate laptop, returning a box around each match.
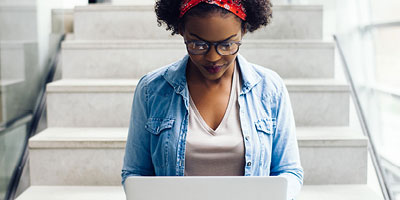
[124,176,287,200]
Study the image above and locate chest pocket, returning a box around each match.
[145,118,175,135]
[254,118,276,168]
[254,118,276,135]
[145,118,175,168]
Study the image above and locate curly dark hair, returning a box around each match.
[155,0,273,35]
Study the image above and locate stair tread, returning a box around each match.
[62,39,334,48]
[46,79,138,92]
[297,126,367,147]
[29,128,128,148]
[29,127,367,149]
[0,79,24,87]
[16,186,125,200]
[74,4,322,11]
[16,185,382,200]
[46,78,349,92]
[298,185,383,200]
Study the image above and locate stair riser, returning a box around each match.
[102,0,288,5]
[47,92,134,127]
[0,6,37,41]
[0,81,26,124]
[28,145,366,185]
[62,42,334,79]
[47,89,349,127]
[29,148,124,186]
[289,91,349,126]
[61,46,187,79]
[244,7,323,40]
[241,44,334,78]
[73,6,322,40]
[0,42,26,80]
[301,146,367,184]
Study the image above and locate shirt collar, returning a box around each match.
[236,54,262,94]
[162,54,262,96]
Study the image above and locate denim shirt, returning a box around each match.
[122,54,303,199]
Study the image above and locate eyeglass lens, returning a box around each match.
[186,41,240,55]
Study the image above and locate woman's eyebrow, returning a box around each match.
[189,33,238,42]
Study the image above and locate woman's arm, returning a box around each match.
[121,77,155,185]
[270,83,304,200]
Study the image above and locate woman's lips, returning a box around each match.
[204,65,224,74]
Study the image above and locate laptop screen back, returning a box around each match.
[124,176,287,200]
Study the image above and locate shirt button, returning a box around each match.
[247,162,252,166]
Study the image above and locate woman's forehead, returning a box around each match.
[184,14,242,41]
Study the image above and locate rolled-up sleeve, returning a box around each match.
[121,76,155,185]
[270,83,304,200]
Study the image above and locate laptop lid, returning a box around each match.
[124,176,287,200]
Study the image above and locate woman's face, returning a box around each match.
[181,12,244,81]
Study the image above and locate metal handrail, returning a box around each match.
[360,21,400,32]
[4,33,66,200]
[0,113,32,135]
[334,35,394,200]
[367,85,400,99]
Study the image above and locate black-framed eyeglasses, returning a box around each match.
[184,40,242,56]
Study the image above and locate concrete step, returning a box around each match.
[298,185,383,200]
[73,5,322,40]
[46,79,349,127]
[79,0,289,5]
[28,126,365,185]
[0,79,26,125]
[16,186,125,200]
[0,5,37,41]
[46,79,137,128]
[297,127,367,184]
[29,128,127,186]
[108,0,154,5]
[1,42,27,80]
[15,185,383,200]
[0,41,40,125]
[61,40,334,79]
[51,9,73,34]
[0,41,38,81]
[286,79,349,126]
[106,0,290,5]
[0,0,36,7]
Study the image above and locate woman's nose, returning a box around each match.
[204,44,221,62]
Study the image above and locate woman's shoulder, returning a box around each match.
[135,58,187,92]
[238,54,284,90]
[253,63,284,85]
[243,60,286,96]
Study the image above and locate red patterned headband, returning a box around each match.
[179,0,247,21]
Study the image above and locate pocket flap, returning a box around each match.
[145,118,175,135]
[254,118,275,135]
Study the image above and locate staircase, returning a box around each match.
[16,1,384,200]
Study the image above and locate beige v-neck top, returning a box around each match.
[184,65,245,176]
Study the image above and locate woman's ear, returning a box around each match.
[241,24,247,35]
[178,24,185,36]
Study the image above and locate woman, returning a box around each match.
[122,0,303,199]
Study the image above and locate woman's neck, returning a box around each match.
[186,60,235,89]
